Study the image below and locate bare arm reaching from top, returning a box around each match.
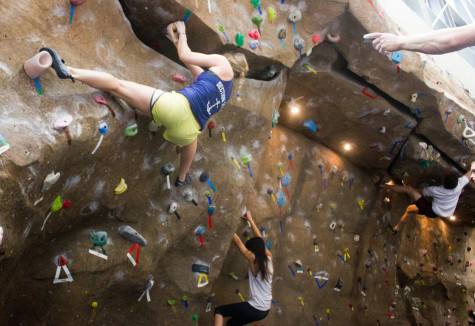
[364,23,475,55]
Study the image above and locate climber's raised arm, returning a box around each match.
[172,21,233,80]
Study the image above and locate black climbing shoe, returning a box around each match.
[175,173,192,187]
[39,47,75,82]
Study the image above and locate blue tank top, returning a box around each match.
[178,71,233,130]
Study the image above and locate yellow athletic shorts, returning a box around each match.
[151,91,201,147]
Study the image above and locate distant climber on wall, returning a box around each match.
[364,23,475,55]
[214,210,272,326]
[38,20,248,187]
[382,163,475,231]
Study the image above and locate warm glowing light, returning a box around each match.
[450,215,456,221]
[387,180,395,185]
[344,143,351,151]
[290,107,299,114]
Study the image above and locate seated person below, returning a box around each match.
[381,163,474,231]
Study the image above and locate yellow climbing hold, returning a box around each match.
[358,200,364,210]
[268,7,276,21]
[115,178,127,195]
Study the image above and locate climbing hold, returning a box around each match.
[251,16,263,29]
[358,200,364,210]
[278,28,287,40]
[266,66,277,79]
[148,120,160,134]
[218,25,229,42]
[138,279,154,302]
[42,171,61,192]
[119,226,147,246]
[125,124,138,137]
[411,93,418,102]
[277,190,285,207]
[54,115,73,146]
[0,134,10,155]
[250,0,262,14]
[303,119,317,132]
[161,163,175,189]
[235,33,244,47]
[249,29,260,40]
[90,231,108,247]
[330,221,336,231]
[249,40,259,50]
[327,33,340,43]
[208,205,216,228]
[312,34,321,45]
[379,126,386,134]
[91,302,98,309]
[288,9,302,22]
[241,154,253,177]
[199,172,209,182]
[172,73,186,83]
[184,190,198,206]
[288,154,294,169]
[207,120,216,137]
[91,122,108,155]
[114,178,127,195]
[0,227,3,246]
[24,51,52,94]
[294,37,305,50]
[268,7,276,21]
[391,51,403,64]
[168,202,181,220]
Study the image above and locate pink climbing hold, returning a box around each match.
[95,96,107,105]
[173,73,186,83]
[70,0,87,5]
[248,29,260,40]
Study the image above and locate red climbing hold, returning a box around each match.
[62,201,71,209]
[58,256,67,266]
[173,74,186,83]
[312,34,321,45]
[248,29,260,40]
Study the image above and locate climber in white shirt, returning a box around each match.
[214,210,272,326]
[381,163,474,231]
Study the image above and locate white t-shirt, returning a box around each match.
[248,256,273,311]
[423,176,469,217]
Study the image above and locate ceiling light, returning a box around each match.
[344,143,351,151]
[290,107,299,114]
[450,215,456,221]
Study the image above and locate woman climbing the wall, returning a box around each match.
[214,210,273,326]
[39,20,248,187]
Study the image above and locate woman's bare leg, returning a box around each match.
[178,138,197,182]
[68,67,155,117]
[214,314,224,326]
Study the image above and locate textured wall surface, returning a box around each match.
[0,0,474,325]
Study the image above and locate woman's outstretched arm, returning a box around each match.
[173,21,233,80]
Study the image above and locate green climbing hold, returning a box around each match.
[167,299,176,306]
[218,24,224,32]
[235,32,244,47]
[125,124,138,137]
[419,160,430,169]
[51,196,63,212]
[193,314,198,320]
[251,0,260,8]
[182,295,188,301]
[252,16,263,27]
[90,231,108,247]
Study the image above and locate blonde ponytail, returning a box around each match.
[223,53,249,102]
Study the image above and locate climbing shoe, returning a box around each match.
[39,47,75,82]
[175,173,192,187]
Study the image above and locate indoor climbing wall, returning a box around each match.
[0,0,474,325]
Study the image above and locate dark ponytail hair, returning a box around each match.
[245,237,269,281]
